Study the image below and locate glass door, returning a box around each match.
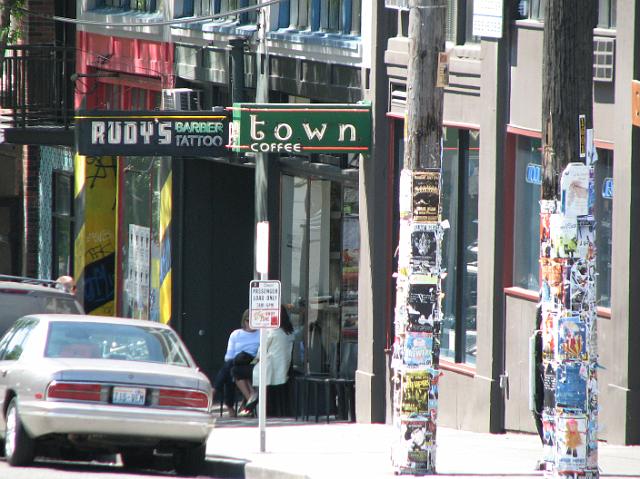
[280,175,359,376]
[281,175,309,373]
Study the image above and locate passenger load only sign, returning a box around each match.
[249,280,281,329]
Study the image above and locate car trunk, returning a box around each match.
[53,359,205,391]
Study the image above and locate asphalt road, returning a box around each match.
[0,457,234,479]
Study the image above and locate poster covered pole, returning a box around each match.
[390,0,446,474]
[538,2,598,476]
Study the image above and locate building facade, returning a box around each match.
[382,0,639,445]
[4,0,638,445]
[0,0,75,281]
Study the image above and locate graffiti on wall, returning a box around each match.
[75,155,117,316]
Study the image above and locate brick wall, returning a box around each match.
[24,0,56,44]
[20,1,57,277]
[23,145,41,277]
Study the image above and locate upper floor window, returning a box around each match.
[280,0,361,35]
[450,0,479,44]
[388,0,475,44]
[518,0,616,29]
[518,0,544,21]
[597,0,616,29]
[182,0,257,24]
[96,0,158,13]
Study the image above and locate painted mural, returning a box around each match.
[74,155,117,315]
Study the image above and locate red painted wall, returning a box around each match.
[75,31,174,110]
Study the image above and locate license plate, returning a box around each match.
[112,387,146,406]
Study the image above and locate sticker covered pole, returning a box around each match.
[390,0,447,474]
[537,1,599,477]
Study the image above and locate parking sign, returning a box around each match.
[249,280,281,328]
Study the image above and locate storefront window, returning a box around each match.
[511,137,612,307]
[119,157,165,321]
[52,172,74,279]
[280,175,359,377]
[513,136,541,291]
[594,149,613,308]
[440,128,479,364]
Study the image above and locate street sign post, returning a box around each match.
[249,280,281,329]
[251,220,276,452]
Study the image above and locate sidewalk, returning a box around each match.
[205,417,640,479]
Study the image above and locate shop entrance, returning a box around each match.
[280,175,359,379]
[0,199,20,275]
[177,159,256,381]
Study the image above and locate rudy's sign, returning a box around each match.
[229,103,371,154]
[75,110,228,156]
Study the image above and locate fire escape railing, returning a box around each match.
[0,44,76,129]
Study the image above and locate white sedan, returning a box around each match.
[0,314,215,475]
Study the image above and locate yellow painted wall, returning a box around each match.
[74,155,117,315]
[159,171,172,324]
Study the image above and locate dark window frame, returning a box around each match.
[95,0,158,13]
[52,170,75,280]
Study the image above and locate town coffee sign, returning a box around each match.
[229,103,371,154]
[76,110,228,157]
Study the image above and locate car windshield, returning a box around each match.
[0,291,81,336]
[44,322,192,367]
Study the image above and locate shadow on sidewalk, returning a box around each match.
[215,416,353,428]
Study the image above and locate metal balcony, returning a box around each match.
[0,44,75,145]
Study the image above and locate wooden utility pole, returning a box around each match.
[538,1,598,476]
[541,1,597,199]
[391,0,446,474]
[404,0,446,170]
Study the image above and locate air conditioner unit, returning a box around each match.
[161,88,202,111]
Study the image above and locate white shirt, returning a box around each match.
[252,328,294,386]
[224,328,260,361]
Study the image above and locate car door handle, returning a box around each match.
[1,370,7,377]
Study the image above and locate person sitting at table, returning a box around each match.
[237,305,294,416]
[212,309,259,417]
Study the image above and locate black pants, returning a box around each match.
[214,359,236,408]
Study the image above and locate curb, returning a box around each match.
[204,455,310,479]
[203,455,248,478]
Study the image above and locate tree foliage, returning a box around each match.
[1,0,25,54]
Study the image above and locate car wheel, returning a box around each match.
[173,442,206,476]
[4,398,35,466]
[120,449,155,470]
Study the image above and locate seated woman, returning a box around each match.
[212,309,259,417]
[237,305,294,416]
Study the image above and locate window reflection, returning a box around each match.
[594,149,613,308]
[52,172,74,279]
[280,175,359,377]
[120,157,167,322]
[513,137,542,291]
[440,128,479,364]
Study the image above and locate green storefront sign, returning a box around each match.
[229,103,371,154]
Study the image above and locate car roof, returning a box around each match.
[0,276,73,297]
[0,282,71,296]
[22,313,174,329]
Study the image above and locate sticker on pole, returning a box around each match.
[249,280,281,329]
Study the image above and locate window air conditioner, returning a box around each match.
[161,88,202,111]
